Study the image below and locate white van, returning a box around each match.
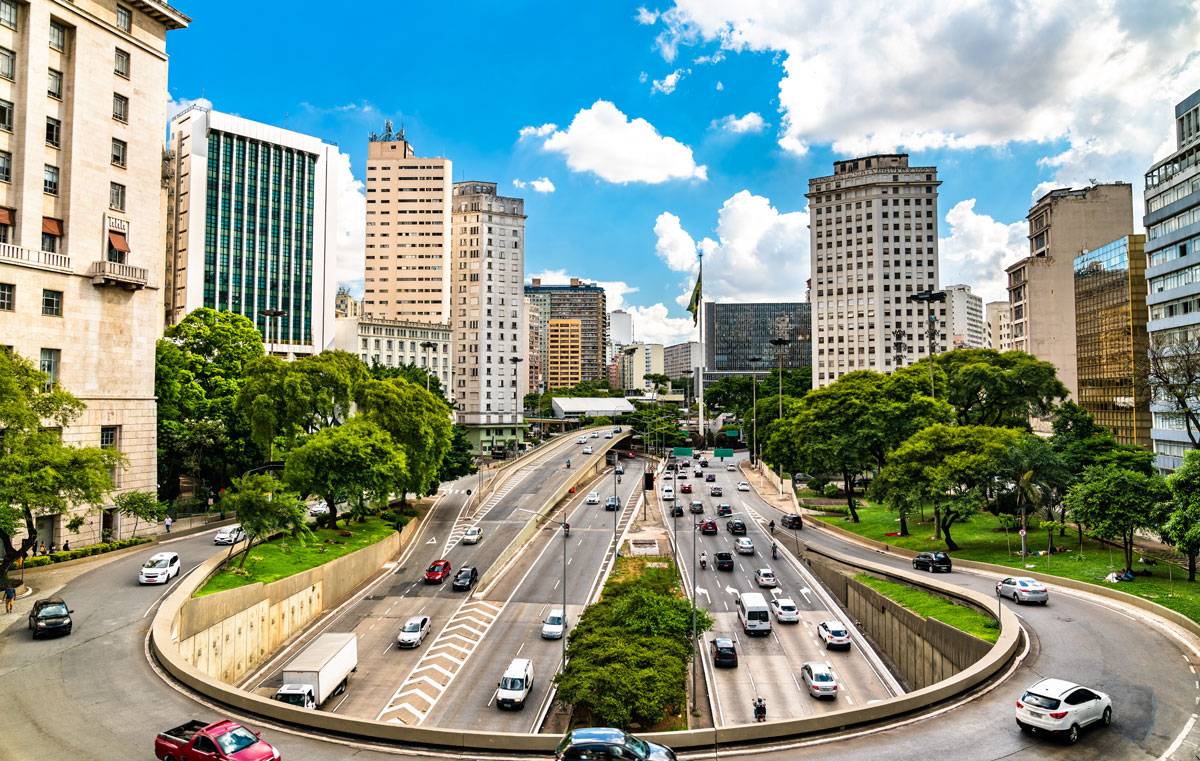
[737,592,772,636]
[496,657,534,709]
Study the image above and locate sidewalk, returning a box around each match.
[738,460,798,514]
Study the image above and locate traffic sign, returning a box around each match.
[724,430,740,437]
[673,447,694,457]
[714,448,734,458]
[1018,529,1026,537]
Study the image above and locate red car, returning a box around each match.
[425,559,452,583]
[155,720,279,761]
[700,519,718,535]
[680,483,693,494]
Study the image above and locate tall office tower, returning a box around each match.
[167,108,340,356]
[985,301,1013,351]
[0,0,189,546]
[361,123,451,323]
[1005,183,1133,400]
[525,296,542,394]
[664,340,701,381]
[1145,87,1200,472]
[524,277,607,383]
[702,301,811,389]
[546,317,581,388]
[450,181,525,456]
[608,308,633,361]
[1074,235,1150,449]
[944,284,985,348]
[807,154,946,387]
[619,343,665,393]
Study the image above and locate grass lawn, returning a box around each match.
[855,573,1000,643]
[196,517,397,596]
[816,504,1200,624]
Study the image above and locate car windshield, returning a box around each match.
[623,733,650,755]
[500,677,525,691]
[215,727,259,754]
[144,557,170,569]
[829,628,847,637]
[403,620,423,632]
[1022,691,1061,709]
[456,570,471,580]
[546,615,562,626]
[428,564,445,572]
[717,553,732,560]
[812,671,834,682]
[37,603,68,618]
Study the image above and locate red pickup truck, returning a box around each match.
[155,720,280,761]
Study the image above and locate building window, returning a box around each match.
[0,99,11,131]
[46,117,61,148]
[109,182,125,211]
[0,223,8,243]
[39,349,60,389]
[112,93,128,122]
[114,48,129,78]
[0,283,12,311]
[116,5,131,32]
[43,165,59,195]
[42,289,62,316]
[0,1,16,30]
[111,138,127,167]
[49,21,65,51]
[0,151,9,182]
[0,47,13,80]
[41,231,59,253]
[48,69,62,98]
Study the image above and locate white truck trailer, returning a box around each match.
[273,632,357,709]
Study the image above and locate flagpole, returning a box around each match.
[697,251,704,452]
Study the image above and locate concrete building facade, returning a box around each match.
[608,307,632,362]
[450,181,525,455]
[807,154,946,387]
[1005,183,1133,401]
[524,277,607,384]
[166,107,339,356]
[1145,87,1200,471]
[985,300,1013,352]
[546,317,581,388]
[362,124,450,323]
[1074,235,1150,449]
[944,283,984,348]
[525,295,541,395]
[0,0,189,546]
[332,314,450,390]
[703,301,811,389]
[334,286,359,317]
[664,340,701,381]
[619,342,664,393]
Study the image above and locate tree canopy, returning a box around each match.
[1164,450,1200,582]
[356,378,452,502]
[222,473,310,567]
[935,349,1067,429]
[1064,465,1168,574]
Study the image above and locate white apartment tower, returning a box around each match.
[362,123,451,323]
[944,283,984,348]
[451,181,525,455]
[986,300,1013,351]
[166,107,340,356]
[808,154,946,386]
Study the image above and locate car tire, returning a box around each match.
[1066,723,1080,744]
[1102,707,1112,726]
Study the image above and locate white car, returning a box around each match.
[139,552,181,584]
[735,537,755,555]
[586,491,600,505]
[770,597,800,623]
[663,473,674,481]
[397,615,431,648]
[1016,678,1112,744]
[577,437,587,444]
[463,526,483,545]
[308,501,329,516]
[213,524,244,545]
[726,464,736,472]
[754,568,777,588]
[662,486,675,500]
[997,576,1049,604]
[737,481,750,492]
[541,609,565,639]
[801,661,839,699]
[817,620,852,650]
[604,433,613,439]
[590,432,599,438]
[583,445,594,455]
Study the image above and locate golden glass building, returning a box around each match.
[1073,234,1150,448]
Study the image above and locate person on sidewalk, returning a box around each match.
[164,515,172,534]
[4,583,15,613]
[62,540,69,552]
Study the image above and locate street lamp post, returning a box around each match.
[905,290,947,398]
[257,307,286,358]
[516,508,569,672]
[508,357,525,459]
[747,356,763,466]
[419,341,437,393]
[768,338,791,497]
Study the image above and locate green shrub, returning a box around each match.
[812,504,849,515]
[808,476,829,492]
[823,483,840,499]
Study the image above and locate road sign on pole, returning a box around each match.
[714,448,734,459]
[1018,529,1026,537]
[673,447,694,457]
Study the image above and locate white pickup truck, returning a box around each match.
[273,632,357,710]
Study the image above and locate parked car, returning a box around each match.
[583,446,594,455]
[308,501,330,516]
[997,577,1049,604]
[705,473,716,482]
[781,514,803,530]
[737,482,750,492]
[451,566,479,591]
[397,615,432,648]
[716,504,733,517]
[770,597,800,623]
[735,537,755,555]
[801,662,839,699]
[1015,678,1112,744]
[726,464,737,472]
[139,552,181,584]
[727,519,747,535]
[155,720,278,761]
[689,500,704,514]
[554,727,677,761]
[605,495,620,511]
[710,485,723,496]
[817,620,852,650]
[213,524,245,545]
[586,491,600,505]
[463,526,483,545]
[715,551,734,570]
[700,519,718,535]
[541,609,565,639]
[755,568,777,588]
[28,597,73,639]
[424,559,452,584]
[912,551,952,573]
[710,637,738,668]
[680,482,693,494]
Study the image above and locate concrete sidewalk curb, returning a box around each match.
[20,518,235,577]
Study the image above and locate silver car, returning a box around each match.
[801,661,839,699]
[541,609,565,639]
[997,576,1049,605]
[463,526,483,545]
[770,597,800,623]
[397,615,431,648]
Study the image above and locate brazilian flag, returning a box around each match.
[686,271,702,326]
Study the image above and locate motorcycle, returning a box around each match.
[771,543,778,560]
[565,460,571,469]
[753,699,766,722]
[700,554,708,570]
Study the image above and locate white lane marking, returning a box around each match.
[426,536,438,544]
[382,643,393,655]
[553,579,560,590]
[516,642,525,656]
[1157,713,1198,761]
[487,689,498,708]
[792,672,802,693]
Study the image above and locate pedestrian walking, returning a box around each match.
[164,515,172,534]
[4,582,15,613]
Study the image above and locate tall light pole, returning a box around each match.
[747,356,762,466]
[258,307,286,358]
[906,290,947,398]
[419,340,437,393]
[516,508,568,671]
[508,356,525,458]
[769,338,791,497]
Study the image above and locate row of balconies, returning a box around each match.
[0,242,147,288]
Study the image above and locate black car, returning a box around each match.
[28,597,73,639]
[689,500,704,514]
[705,473,716,482]
[605,495,620,511]
[666,462,677,471]
[615,465,625,475]
[715,551,734,571]
[710,637,738,668]
[716,504,733,517]
[671,504,684,517]
[782,514,803,530]
[727,519,746,535]
[451,566,478,591]
[912,551,952,573]
[700,519,718,535]
[555,727,677,761]
[699,459,709,467]
[693,468,703,477]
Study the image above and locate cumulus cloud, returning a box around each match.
[528,100,707,184]
[512,177,556,193]
[331,152,366,297]
[526,269,638,312]
[518,123,557,139]
[652,68,689,94]
[711,112,767,134]
[715,81,723,91]
[627,303,698,345]
[653,212,700,273]
[167,95,212,121]
[938,199,1027,303]
[636,6,660,24]
[647,1,1200,188]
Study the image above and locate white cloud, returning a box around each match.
[331,152,366,297]
[627,303,698,345]
[653,212,700,272]
[531,100,707,184]
[711,112,767,134]
[518,123,557,139]
[167,95,211,121]
[652,68,689,94]
[512,177,556,193]
[636,6,660,24]
[648,1,1200,188]
[938,199,1027,303]
[526,269,638,312]
[715,81,723,91]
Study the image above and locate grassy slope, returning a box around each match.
[855,573,999,644]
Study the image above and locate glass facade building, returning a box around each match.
[703,302,811,387]
[1073,235,1150,449]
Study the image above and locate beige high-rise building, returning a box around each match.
[985,300,1013,351]
[547,318,581,388]
[808,154,947,387]
[525,296,541,395]
[944,283,984,348]
[619,342,665,393]
[1005,183,1133,400]
[362,123,450,323]
[0,0,189,546]
[450,181,525,455]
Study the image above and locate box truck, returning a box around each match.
[273,632,357,710]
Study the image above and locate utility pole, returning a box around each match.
[748,356,762,466]
[905,290,946,398]
[769,338,791,497]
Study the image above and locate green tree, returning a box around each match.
[236,355,306,458]
[1064,465,1169,574]
[368,359,445,398]
[1164,449,1200,581]
[0,352,125,583]
[935,349,1068,429]
[114,490,167,538]
[437,425,478,483]
[642,373,671,394]
[1003,434,1070,555]
[355,378,451,503]
[294,350,370,430]
[222,473,310,568]
[1051,401,1155,476]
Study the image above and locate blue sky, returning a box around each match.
[165,1,1200,344]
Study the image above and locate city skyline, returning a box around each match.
[162,2,1200,346]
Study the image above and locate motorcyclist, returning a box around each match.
[566,459,571,469]
[700,550,708,569]
[771,542,778,559]
[753,696,766,721]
